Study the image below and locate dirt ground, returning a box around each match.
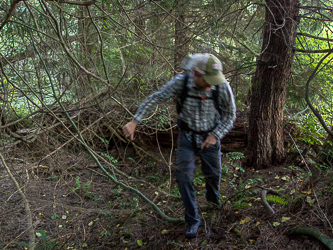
[1,111,333,249]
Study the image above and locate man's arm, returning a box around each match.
[123,74,185,140]
[210,82,236,141]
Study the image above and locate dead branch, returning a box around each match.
[46,0,96,6]
[0,153,36,249]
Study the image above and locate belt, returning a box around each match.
[177,119,214,135]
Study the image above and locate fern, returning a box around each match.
[233,196,256,209]
[265,195,288,205]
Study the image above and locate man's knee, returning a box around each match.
[175,169,193,182]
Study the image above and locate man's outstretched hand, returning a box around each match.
[122,120,138,141]
[201,134,217,150]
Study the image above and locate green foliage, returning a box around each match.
[51,213,60,220]
[233,196,256,209]
[142,108,171,129]
[100,231,111,238]
[46,175,59,182]
[128,157,135,163]
[265,195,288,205]
[318,164,333,174]
[21,230,56,250]
[170,186,180,197]
[194,175,205,187]
[294,114,325,145]
[222,152,263,209]
[101,152,118,164]
[71,176,99,200]
[145,175,160,180]
[224,152,245,173]
[319,142,333,165]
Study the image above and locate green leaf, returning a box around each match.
[265,195,288,205]
[306,196,315,206]
[281,217,290,222]
[128,157,135,163]
[51,213,60,220]
[137,240,143,246]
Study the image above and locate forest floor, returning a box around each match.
[1,109,333,250]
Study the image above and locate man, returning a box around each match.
[123,53,236,238]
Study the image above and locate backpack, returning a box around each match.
[176,73,222,116]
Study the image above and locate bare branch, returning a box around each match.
[294,48,333,53]
[0,0,23,32]
[297,32,333,42]
[0,153,36,249]
[45,0,96,6]
[305,52,333,136]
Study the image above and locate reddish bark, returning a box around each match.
[174,1,189,73]
[248,0,301,167]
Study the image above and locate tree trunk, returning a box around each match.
[248,0,300,167]
[134,0,145,44]
[174,1,188,73]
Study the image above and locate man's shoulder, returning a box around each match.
[174,72,191,82]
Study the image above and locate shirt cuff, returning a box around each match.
[211,131,222,141]
[132,116,141,124]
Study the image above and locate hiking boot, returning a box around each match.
[185,220,202,238]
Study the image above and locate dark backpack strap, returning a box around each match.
[212,85,222,116]
[176,73,189,114]
[177,74,222,116]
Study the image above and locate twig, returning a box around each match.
[32,30,184,224]
[268,222,286,248]
[38,110,112,164]
[46,0,96,6]
[0,153,36,249]
[313,189,333,232]
[304,51,333,136]
[288,132,311,173]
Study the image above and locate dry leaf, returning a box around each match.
[240,217,251,225]
[302,189,312,195]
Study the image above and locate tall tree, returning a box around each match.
[248,0,301,167]
[174,0,189,72]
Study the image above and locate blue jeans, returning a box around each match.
[175,131,222,225]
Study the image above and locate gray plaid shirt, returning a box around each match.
[133,72,236,147]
